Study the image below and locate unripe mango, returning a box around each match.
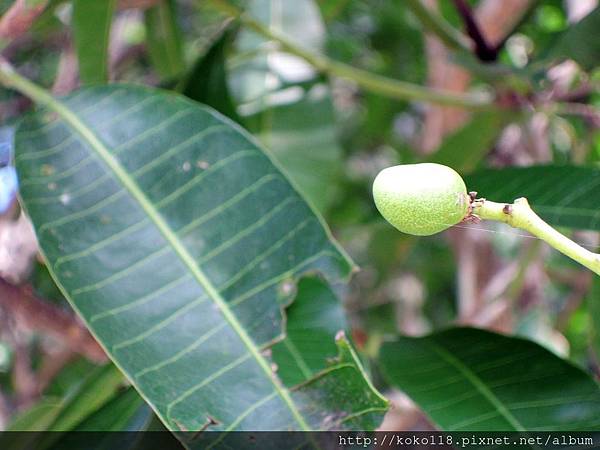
[372,163,469,236]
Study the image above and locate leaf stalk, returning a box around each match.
[0,57,56,107]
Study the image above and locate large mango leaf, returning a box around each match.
[380,328,600,431]
[190,334,387,449]
[15,85,387,433]
[465,165,600,232]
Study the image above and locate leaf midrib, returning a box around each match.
[38,90,311,431]
[427,339,526,432]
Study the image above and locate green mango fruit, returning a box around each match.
[373,163,469,236]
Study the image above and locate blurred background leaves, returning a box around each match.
[0,0,598,435]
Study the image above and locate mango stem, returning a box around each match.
[472,197,600,276]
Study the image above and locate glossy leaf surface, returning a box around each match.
[15,85,386,432]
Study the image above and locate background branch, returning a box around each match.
[452,0,497,61]
[0,277,107,363]
[419,0,534,152]
[205,0,496,110]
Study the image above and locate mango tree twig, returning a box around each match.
[452,0,497,61]
[205,0,496,110]
[0,277,107,363]
[472,197,600,276]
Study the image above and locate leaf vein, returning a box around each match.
[165,353,253,419]
[112,294,209,351]
[71,245,171,296]
[89,274,192,322]
[135,322,228,378]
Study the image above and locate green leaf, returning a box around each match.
[247,87,343,213]
[210,0,343,214]
[546,6,600,70]
[71,0,116,84]
[2,399,62,450]
[47,390,160,450]
[15,85,386,431]
[144,0,185,80]
[191,334,389,448]
[429,111,509,173]
[181,27,240,122]
[6,364,124,432]
[6,397,63,432]
[43,358,97,397]
[465,165,600,231]
[70,388,148,431]
[46,364,124,432]
[379,328,600,431]
[316,0,350,21]
[271,276,348,386]
[3,364,124,450]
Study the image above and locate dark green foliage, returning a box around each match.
[380,328,600,431]
[182,28,241,121]
[71,0,115,84]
